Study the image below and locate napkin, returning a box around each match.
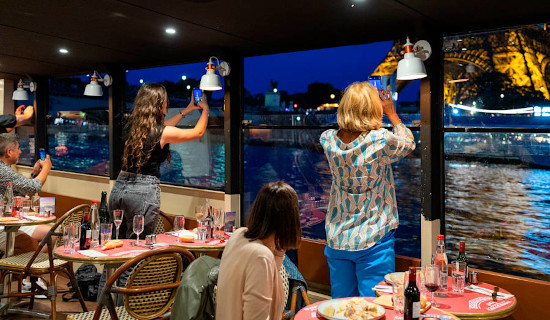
[373,285,393,293]
[24,216,48,221]
[464,285,514,299]
[421,314,453,320]
[77,250,108,258]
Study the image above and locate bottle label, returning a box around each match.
[412,301,420,318]
[86,230,91,246]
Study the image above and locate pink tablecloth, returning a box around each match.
[295,297,457,320]
[376,278,516,316]
[55,239,149,260]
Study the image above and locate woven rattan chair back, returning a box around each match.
[123,253,183,319]
[54,204,90,248]
[152,215,165,235]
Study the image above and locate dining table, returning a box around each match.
[375,276,517,319]
[294,296,460,320]
[155,232,228,256]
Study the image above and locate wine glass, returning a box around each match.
[113,210,123,240]
[173,216,185,242]
[195,205,205,220]
[424,264,441,307]
[133,215,144,245]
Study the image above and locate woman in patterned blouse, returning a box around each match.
[320,81,416,298]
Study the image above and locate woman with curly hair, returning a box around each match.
[109,83,209,238]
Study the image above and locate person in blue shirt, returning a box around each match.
[320,81,416,298]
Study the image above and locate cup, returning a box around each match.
[451,260,466,293]
[21,199,31,218]
[392,282,405,320]
[100,223,113,244]
[69,221,80,250]
[63,224,76,253]
[197,219,208,242]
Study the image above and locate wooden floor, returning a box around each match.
[0,276,96,320]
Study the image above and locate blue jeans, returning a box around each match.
[108,172,161,239]
[325,229,395,298]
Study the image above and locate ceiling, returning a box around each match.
[1,0,550,81]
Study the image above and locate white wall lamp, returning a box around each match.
[12,79,37,101]
[84,71,112,96]
[199,56,231,91]
[396,37,432,81]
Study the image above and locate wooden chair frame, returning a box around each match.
[0,204,89,319]
[93,246,195,320]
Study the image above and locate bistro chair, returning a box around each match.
[67,246,195,320]
[152,211,173,235]
[281,256,311,320]
[0,204,89,319]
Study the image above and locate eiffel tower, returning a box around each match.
[372,24,550,105]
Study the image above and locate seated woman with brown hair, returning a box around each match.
[216,181,302,320]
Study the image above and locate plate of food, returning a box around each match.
[372,294,431,313]
[317,297,385,320]
[384,272,405,285]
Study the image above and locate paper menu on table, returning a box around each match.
[77,250,108,258]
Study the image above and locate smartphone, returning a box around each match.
[20,106,26,114]
[193,88,203,105]
[39,148,46,161]
[368,76,382,90]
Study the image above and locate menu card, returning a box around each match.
[39,197,55,215]
[224,211,236,232]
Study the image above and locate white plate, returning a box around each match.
[384,272,404,285]
[316,298,385,320]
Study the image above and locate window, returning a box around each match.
[243,42,422,258]
[443,23,550,281]
[48,76,109,175]
[125,64,225,190]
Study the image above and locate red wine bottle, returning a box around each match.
[404,267,421,320]
[80,209,91,250]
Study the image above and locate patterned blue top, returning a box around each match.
[320,123,415,251]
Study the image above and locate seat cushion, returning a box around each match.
[67,306,136,320]
[0,252,67,270]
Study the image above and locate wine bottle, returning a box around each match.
[457,241,468,276]
[99,191,109,223]
[2,182,14,218]
[404,266,421,320]
[80,209,91,250]
[433,234,448,296]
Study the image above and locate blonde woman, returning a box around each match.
[109,83,208,238]
[320,81,415,298]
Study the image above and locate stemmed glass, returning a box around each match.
[133,215,144,245]
[113,210,123,240]
[424,264,441,307]
[214,209,224,239]
[173,216,185,242]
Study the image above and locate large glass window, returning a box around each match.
[443,23,550,281]
[125,64,225,189]
[243,42,422,258]
[48,76,109,175]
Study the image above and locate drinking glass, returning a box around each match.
[63,224,76,253]
[392,282,404,320]
[451,260,466,293]
[173,216,185,242]
[197,219,208,242]
[195,205,205,220]
[113,209,123,240]
[70,221,80,250]
[100,223,113,244]
[424,264,441,307]
[31,194,40,213]
[213,209,224,239]
[21,199,31,218]
[133,215,144,245]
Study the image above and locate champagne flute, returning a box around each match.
[133,215,144,245]
[424,264,441,307]
[173,216,185,242]
[113,209,123,240]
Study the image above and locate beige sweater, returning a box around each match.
[216,228,285,320]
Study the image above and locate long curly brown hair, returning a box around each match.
[122,83,170,173]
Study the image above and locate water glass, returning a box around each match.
[113,209,123,240]
[173,216,185,242]
[133,215,144,245]
[31,194,40,213]
[70,221,80,250]
[197,219,208,242]
[392,282,404,320]
[63,224,76,253]
[100,223,113,244]
[451,260,466,293]
[21,199,31,218]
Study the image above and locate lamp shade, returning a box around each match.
[84,80,103,96]
[199,70,222,91]
[12,87,29,100]
[396,52,427,80]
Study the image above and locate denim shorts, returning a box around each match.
[108,172,161,238]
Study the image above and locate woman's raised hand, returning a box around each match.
[379,89,402,125]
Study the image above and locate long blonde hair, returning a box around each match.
[337,81,382,132]
[122,83,169,172]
